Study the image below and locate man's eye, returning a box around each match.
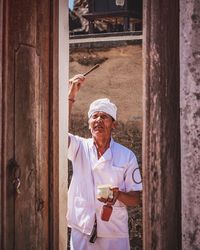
[102,115,110,119]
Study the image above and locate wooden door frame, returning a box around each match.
[1,0,181,249]
[49,0,59,249]
[0,0,4,246]
[142,0,181,249]
[58,0,69,249]
[0,0,68,249]
[46,0,69,249]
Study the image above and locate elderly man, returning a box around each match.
[67,74,142,250]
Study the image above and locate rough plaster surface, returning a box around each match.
[180,1,200,249]
[69,44,143,125]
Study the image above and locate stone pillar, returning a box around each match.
[143,0,181,249]
[180,1,200,249]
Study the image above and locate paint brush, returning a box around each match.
[83,64,100,76]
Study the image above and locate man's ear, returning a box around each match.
[112,121,117,129]
[88,120,91,130]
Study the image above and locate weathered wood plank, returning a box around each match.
[14,44,39,250]
[0,0,4,248]
[143,0,181,249]
[1,0,54,249]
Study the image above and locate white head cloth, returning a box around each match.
[88,98,117,120]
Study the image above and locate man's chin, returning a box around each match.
[92,129,104,136]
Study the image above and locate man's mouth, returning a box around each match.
[94,124,104,130]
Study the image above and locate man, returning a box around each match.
[67,74,142,250]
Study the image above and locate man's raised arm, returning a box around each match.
[68,74,85,146]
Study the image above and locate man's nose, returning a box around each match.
[96,116,102,121]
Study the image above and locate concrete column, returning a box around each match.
[180,1,200,249]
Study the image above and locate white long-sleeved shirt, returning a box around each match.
[67,133,142,238]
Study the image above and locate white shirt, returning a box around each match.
[67,133,142,238]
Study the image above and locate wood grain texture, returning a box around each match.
[14,44,41,250]
[0,0,59,249]
[143,0,181,249]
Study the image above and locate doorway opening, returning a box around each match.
[67,1,143,249]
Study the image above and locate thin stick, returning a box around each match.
[83,64,100,76]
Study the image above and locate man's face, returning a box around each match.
[88,111,116,139]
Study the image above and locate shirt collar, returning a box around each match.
[88,137,114,149]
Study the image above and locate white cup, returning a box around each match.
[97,184,113,199]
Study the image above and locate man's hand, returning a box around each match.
[97,187,120,206]
[68,74,85,100]
[97,188,142,207]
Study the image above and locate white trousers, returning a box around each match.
[70,228,130,250]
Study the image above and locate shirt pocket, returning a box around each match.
[111,206,128,234]
[73,197,93,229]
[110,165,125,189]
[97,205,128,237]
